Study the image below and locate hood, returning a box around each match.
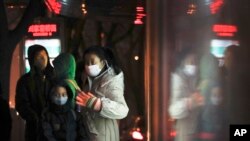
[27,44,53,76]
[53,53,76,80]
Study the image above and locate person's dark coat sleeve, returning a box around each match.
[15,77,38,122]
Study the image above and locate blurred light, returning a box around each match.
[187,4,197,15]
[100,33,105,39]
[134,56,139,61]
[213,24,237,33]
[134,19,143,25]
[16,111,19,116]
[198,132,215,140]
[170,131,177,137]
[132,131,144,140]
[217,33,233,37]
[205,0,212,5]
[9,101,15,108]
[134,6,146,25]
[210,39,239,58]
[45,0,62,14]
[82,3,87,14]
[210,0,224,14]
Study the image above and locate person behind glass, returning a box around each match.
[76,46,129,141]
[0,83,12,141]
[169,49,204,141]
[200,83,226,141]
[15,44,54,141]
[42,83,90,141]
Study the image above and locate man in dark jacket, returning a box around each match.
[15,44,54,141]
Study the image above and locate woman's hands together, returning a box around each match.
[76,91,94,107]
[76,91,102,111]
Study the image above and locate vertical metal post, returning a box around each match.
[145,0,172,140]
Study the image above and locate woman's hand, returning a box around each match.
[190,92,204,108]
[76,91,102,111]
[76,91,94,107]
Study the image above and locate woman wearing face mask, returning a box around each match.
[169,49,204,141]
[76,46,129,141]
[42,83,90,141]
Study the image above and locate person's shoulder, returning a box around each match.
[107,68,124,81]
[171,71,182,79]
[171,71,185,84]
[17,73,31,83]
[99,68,123,86]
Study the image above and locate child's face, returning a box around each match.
[53,86,68,105]
[54,86,68,97]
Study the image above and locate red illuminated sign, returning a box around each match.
[212,24,237,37]
[28,24,58,37]
[134,6,146,25]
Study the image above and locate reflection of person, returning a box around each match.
[15,45,54,141]
[198,52,219,103]
[169,49,204,141]
[42,83,90,141]
[200,84,226,141]
[76,46,129,141]
[0,83,12,141]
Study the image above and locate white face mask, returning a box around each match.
[183,65,197,76]
[85,64,102,77]
[53,96,68,105]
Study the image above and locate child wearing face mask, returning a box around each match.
[198,84,226,141]
[42,83,90,141]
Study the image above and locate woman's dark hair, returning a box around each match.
[83,46,122,74]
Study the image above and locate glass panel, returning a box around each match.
[24,39,61,58]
